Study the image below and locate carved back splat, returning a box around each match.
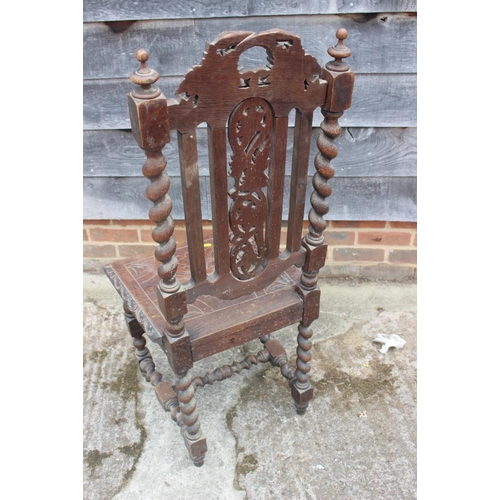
[228,97,272,280]
[166,29,328,301]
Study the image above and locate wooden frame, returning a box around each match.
[104,28,354,466]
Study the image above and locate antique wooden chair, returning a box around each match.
[104,28,354,466]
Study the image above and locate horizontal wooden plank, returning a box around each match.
[82,176,211,220]
[83,176,416,221]
[84,127,417,178]
[84,1,417,22]
[83,19,196,80]
[195,14,416,75]
[83,73,417,130]
[84,13,416,79]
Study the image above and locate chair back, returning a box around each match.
[166,30,328,301]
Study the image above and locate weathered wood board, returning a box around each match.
[83,73,417,130]
[83,14,416,79]
[84,127,417,178]
[83,176,417,221]
[82,3,417,222]
[84,0,417,22]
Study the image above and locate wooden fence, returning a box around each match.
[83,2,417,221]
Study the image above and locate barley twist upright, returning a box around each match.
[292,28,355,415]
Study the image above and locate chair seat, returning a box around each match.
[104,242,304,362]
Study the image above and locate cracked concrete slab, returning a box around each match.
[84,272,416,499]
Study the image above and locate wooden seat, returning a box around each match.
[106,244,304,362]
[104,28,355,466]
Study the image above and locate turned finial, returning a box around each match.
[130,49,161,99]
[326,28,352,72]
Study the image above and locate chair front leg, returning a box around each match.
[292,322,314,414]
[292,260,322,414]
[175,373,207,466]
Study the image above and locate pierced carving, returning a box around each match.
[239,77,251,89]
[237,46,274,73]
[276,39,293,50]
[217,44,237,57]
[171,29,326,130]
[258,74,271,86]
[228,97,272,280]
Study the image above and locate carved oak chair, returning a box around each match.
[104,28,354,466]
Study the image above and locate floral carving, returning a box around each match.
[228,97,272,280]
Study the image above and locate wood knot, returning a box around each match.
[326,28,352,72]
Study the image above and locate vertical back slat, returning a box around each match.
[178,129,207,283]
[287,109,314,252]
[266,115,288,259]
[207,125,230,276]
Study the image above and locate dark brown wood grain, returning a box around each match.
[178,129,207,283]
[207,125,231,276]
[166,29,326,132]
[287,109,314,252]
[104,248,304,359]
[266,115,288,259]
[189,281,304,361]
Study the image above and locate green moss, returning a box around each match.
[118,432,145,458]
[120,427,147,482]
[226,367,268,492]
[237,453,259,476]
[314,357,395,408]
[102,360,140,401]
[83,349,108,367]
[226,404,238,439]
[89,350,108,362]
[84,449,113,473]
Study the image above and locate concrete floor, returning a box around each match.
[83,272,417,499]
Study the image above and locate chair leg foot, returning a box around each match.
[291,382,314,415]
[296,406,307,416]
[182,427,207,466]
